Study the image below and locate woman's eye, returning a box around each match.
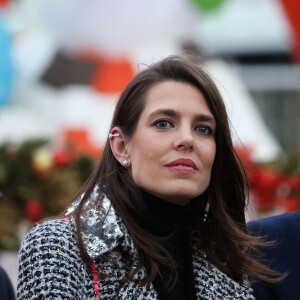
[195,125,212,135]
[154,120,172,128]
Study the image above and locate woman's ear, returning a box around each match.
[109,127,131,167]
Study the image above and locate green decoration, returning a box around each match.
[0,138,97,250]
[190,0,225,13]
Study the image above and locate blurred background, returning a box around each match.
[0,0,299,290]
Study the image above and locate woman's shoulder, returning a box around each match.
[20,218,76,253]
[22,218,75,242]
[18,218,80,272]
[17,218,93,299]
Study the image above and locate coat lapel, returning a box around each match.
[190,230,254,299]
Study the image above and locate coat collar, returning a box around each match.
[65,185,128,259]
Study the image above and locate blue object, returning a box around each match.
[0,266,16,300]
[248,211,300,299]
[0,15,13,107]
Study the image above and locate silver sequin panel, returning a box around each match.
[65,185,124,259]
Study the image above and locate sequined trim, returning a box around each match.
[66,185,124,259]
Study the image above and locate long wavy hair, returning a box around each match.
[67,55,278,286]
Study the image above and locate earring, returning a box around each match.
[123,159,129,167]
[108,132,120,139]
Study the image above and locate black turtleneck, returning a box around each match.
[139,190,197,300]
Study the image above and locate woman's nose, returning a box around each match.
[174,128,194,151]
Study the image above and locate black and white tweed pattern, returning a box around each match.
[17,219,158,300]
[17,217,254,299]
[17,220,95,299]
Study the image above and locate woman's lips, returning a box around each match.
[166,158,197,174]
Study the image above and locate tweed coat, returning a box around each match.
[17,187,254,299]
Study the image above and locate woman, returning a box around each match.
[17,56,275,299]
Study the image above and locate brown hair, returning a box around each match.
[68,55,278,286]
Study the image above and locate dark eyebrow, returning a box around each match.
[149,109,216,126]
[149,109,179,119]
[194,114,216,126]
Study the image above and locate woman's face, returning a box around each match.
[126,81,216,205]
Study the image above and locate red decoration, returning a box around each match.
[235,145,300,213]
[234,146,259,188]
[286,175,300,190]
[62,128,103,160]
[0,0,9,8]
[285,196,300,212]
[25,199,43,223]
[280,0,300,61]
[92,58,134,94]
[53,149,71,167]
[251,168,283,212]
[277,196,300,212]
[80,52,135,94]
